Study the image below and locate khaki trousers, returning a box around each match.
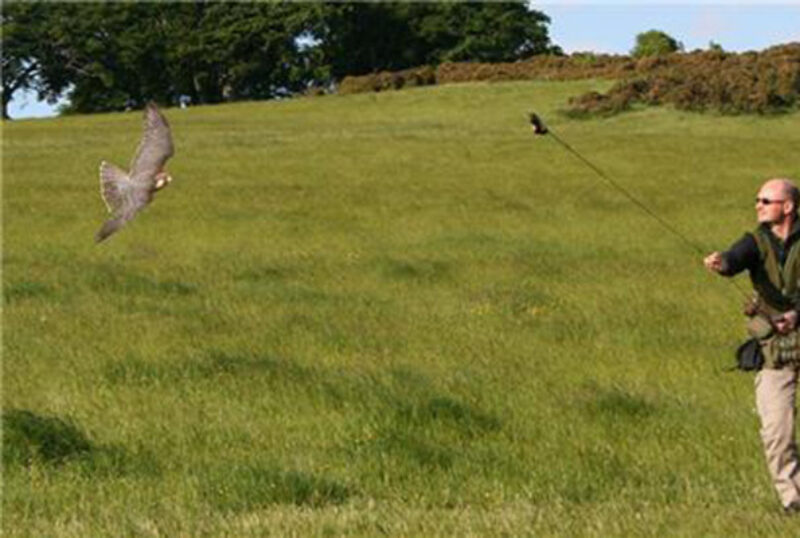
[755,366,800,507]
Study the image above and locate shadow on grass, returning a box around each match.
[2,409,161,478]
[376,257,453,284]
[102,353,502,432]
[371,432,457,470]
[395,396,502,438]
[580,383,658,422]
[341,367,506,481]
[526,383,661,503]
[233,263,295,283]
[102,351,309,387]
[3,281,55,304]
[102,350,505,480]
[201,464,352,512]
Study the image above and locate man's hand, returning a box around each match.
[704,252,725,273]
[775,310,799,334]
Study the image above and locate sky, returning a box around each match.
[540,3,800,55]
[7,2,800,119]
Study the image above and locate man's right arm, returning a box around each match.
[719,233,760,276]
[704,233,760,276]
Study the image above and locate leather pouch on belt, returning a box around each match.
[746,314,775,339]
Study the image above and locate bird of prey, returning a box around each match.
[528,112,548,135]
[96,102,175,242]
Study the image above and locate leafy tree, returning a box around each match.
[310,2,556,79]
[163,2,323,105]
[1,3,319,114]
[1,4,35,119]
[631,30,682,58]
[50,3,176,113]
[2,3,179,114]
[0,3,66,119]
[1,1,557,115]
[409,2,556,63]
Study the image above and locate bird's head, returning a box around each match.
[154,171,173,191]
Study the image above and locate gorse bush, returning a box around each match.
[338,43,800,115]
[338,66,437,95]
[338,53,636,93]
[567,44,800,116]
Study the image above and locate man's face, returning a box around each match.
[756,184,790,224]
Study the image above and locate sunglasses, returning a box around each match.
[756,197,787,205]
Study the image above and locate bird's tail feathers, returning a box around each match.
[95,217,122,243]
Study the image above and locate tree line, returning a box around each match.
[1,1,558,119]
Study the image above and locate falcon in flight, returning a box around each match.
[96,101,175,242]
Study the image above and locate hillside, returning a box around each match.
[3,80,800,536]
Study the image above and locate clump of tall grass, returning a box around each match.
[201,464,352,511]
[2,409,160,478]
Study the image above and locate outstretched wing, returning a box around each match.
[96,161,151,242]
[99,161,131,213]
[128,102,174,186]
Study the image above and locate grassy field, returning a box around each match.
[3,79,800,536]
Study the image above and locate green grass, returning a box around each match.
[3,79,800,536]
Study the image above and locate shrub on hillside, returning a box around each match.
[339,66,436,95]
[567,43,800,115]
[436,54,634,84]
[334,43,800,116]
[338,53,641,93]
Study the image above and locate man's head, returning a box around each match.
[756,178,799,225]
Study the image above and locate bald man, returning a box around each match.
[705,178,800,514]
